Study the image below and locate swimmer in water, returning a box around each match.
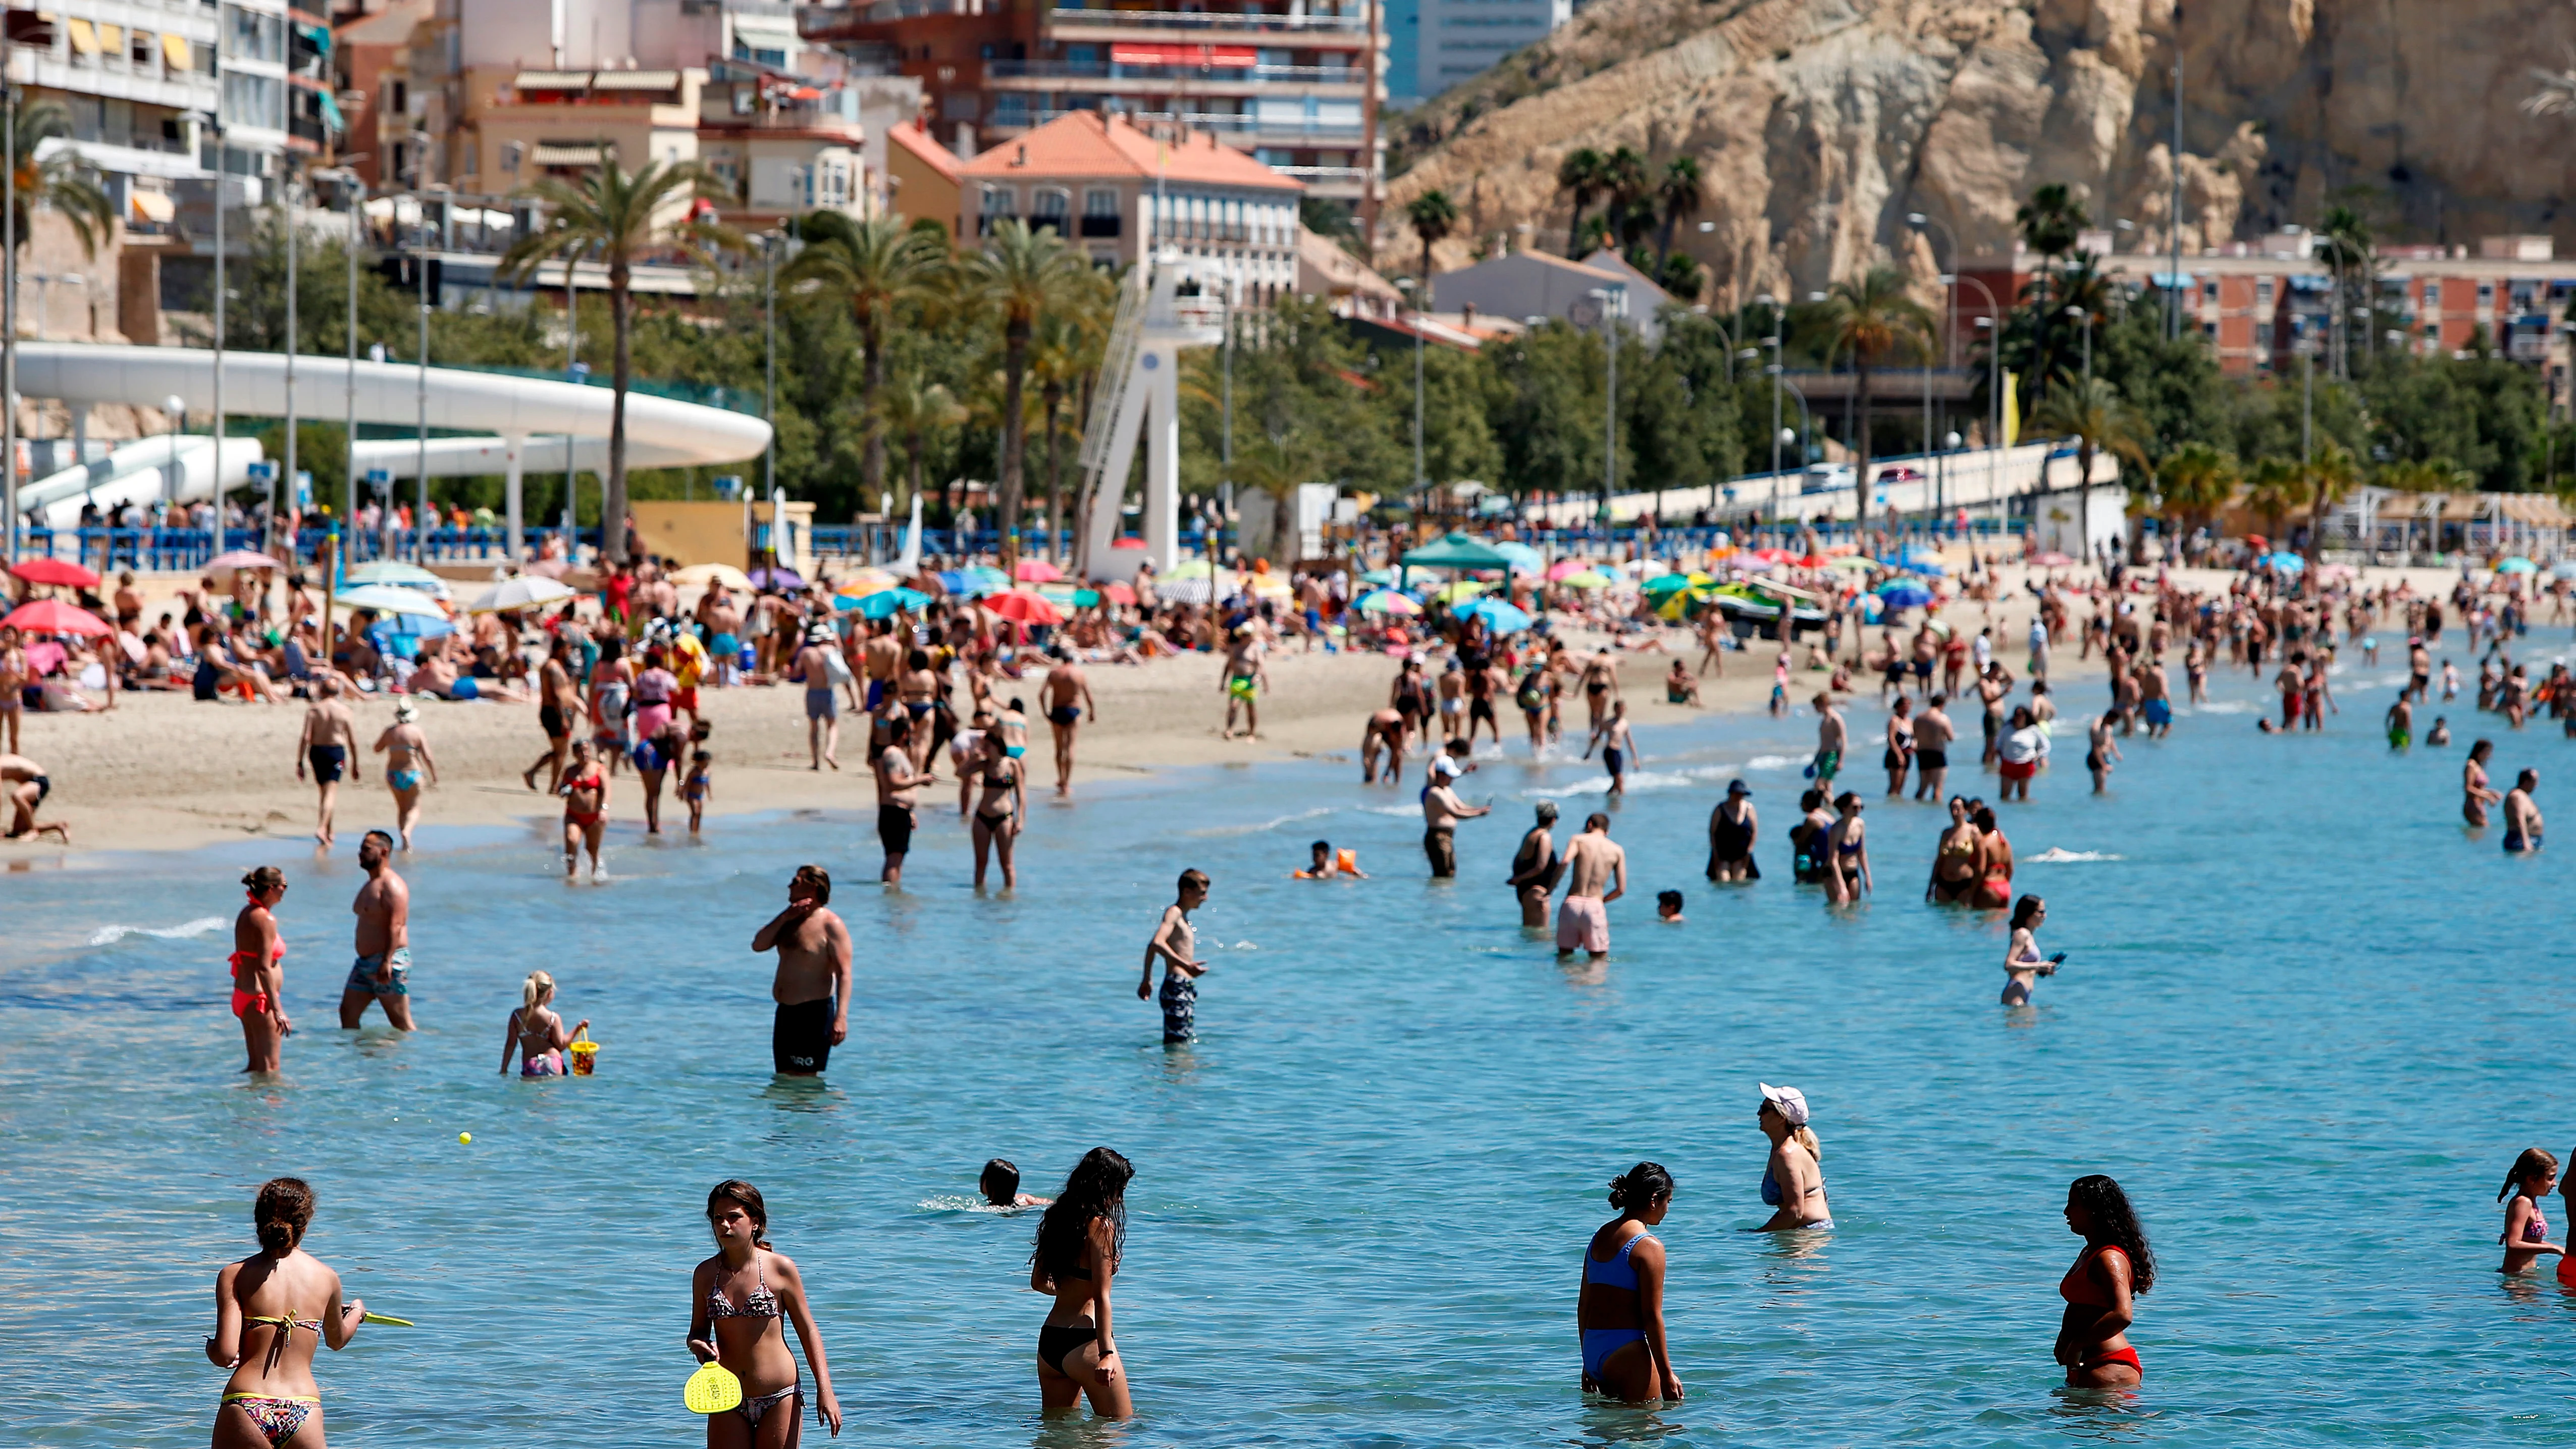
[1294,839,1368,879]
[2001,894,2063,1005]
[558,741,609,879]
[688,1179,844,1442]
[1030,1147,1137,1417]
[1655,889,1684,923]
[2085,713,2121,794]
[1751,1084,1831,1231]
[981,1159,1052,1209]
[2464,739,2502,828]
[2055,1175,2153,1388]
[2427,716,2452,747]
[1578,1162,1684,1404]
[205,1178,365,1449]
[498,969,587,1076]
[1139,870,1209,1043]
[1820,793,1870,906]
[1927,796,1982,905]
[2386,692,2413,750]
[2502,768,2543,852]
[2496,1148,2567,1275]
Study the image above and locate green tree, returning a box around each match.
[7,97,113,261]
[1405,189,1458,285]
[1484,320,1606,502]
[499,151,738,562]
[1802,266,1934,483]
[2303,441,2361,556]
[874,364,967,516]
[952,219,1089,558]
[2242,456,2301,539]
[2154,441,2238,537]
[781,213,947,504]
[1028,272,1113,552]
[2032,376,2140,554]
[1554,149,1606,257]
[1600,147,1652,250]
[1654,157,1703,261]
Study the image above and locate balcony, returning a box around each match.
[1047,8,1370,35]
[1079,214,1120,237]
[984,59,1358,83]
[1016,108,1362,144]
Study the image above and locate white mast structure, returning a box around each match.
[1073,248,1225,579]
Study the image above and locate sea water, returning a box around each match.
[3,660,2571,1446]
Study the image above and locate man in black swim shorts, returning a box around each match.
[874,713,924,885]
[753,864,852,1075]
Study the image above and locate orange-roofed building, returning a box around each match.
[885,121,964,239]
[958,110,1301,302]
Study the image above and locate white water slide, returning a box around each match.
[8,343,773,541]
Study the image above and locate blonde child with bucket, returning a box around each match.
[498,970,591,1077]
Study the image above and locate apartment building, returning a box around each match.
[1416,0,1562,101]
[10,0,221,213]
[801,0,1384,215]
[956,109,1300,299]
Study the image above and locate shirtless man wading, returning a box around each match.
[1554,813,1627,961]
[874,714,928,885]
[295,678,358,849]
[1039,647,1095,795]
[340,831,415,1030]
[752,864,854,1076]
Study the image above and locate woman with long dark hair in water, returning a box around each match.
[686,1180,843,1446]
[230,867,291,1074]
[204,1177,364,1448]
[2055,1175,2155,1388]
[1030,1147,1136,1417]
[1577,1162,1683,1404]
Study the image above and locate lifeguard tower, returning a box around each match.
[1073,250,1227,580]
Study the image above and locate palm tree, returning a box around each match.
[953,218,1089,563]
[500,149,738,564]
[2243,456,2302,541]
[2303,442,2361,558]
[2156,441,2239,539]
[1653,157,1703,261]
[7,97,112,264]
[1404,189,1458,289]
[781,213,945,505]
[1554,148,1606,257]
[874,366,968,518]
[2014,182,2088,265]
[1027,271,1112,560]
[1802,266,1935,484]
[2317,205,2374,374]
[2031,376,2138,561]
[1600,147,1653,251]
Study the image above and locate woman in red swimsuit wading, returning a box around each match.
[229,867,292,1073]
[687,1179,843,1447]
[204,1177,365,1449]
[2055,1174,2154,1388]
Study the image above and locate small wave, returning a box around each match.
[917,1195,1031,1215]
[1185,806,1335,838]
[1746,754,1799,770]
[2026,848,2122,863]
[88,916,226,946]
[1356,804,1422,817]
[2189,700,2253,714]
[1524,768,1714,797]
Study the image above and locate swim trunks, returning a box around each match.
[2507,832,2543,853]
[865,679,887,711]
[711,633,740,659]
[1807,749,1839,781]
[1999,759,2037,783]
[1916,748,1947,770]
[539,704,568,741]
[805,687,838,721]
[1227,676,1257,700]
[1158,970,1196,1043]
[877,803,915,856]
[346,947,411,998]
[1424,824,1457,878]
[2141,699,2171,728]
[1555,894,1611,954]
[2388,728,2410,749]
[1604,747,1624,776]
[449,676,479,701]
[1048,704,1082,727]
[306,745,344,783]
[772,996,836,1073]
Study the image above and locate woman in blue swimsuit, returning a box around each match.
[1578,1162,1683,1403]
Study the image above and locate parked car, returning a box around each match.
[1873,465,1926,485]
[1800,463,1854,495]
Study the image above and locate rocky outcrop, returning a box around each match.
[1381,0,2576,302]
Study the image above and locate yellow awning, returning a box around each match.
[161,31,191,69]
[97,22,122,52]
[128,188,175,222]
[63,17,95,53]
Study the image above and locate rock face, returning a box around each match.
[1381,0,2576,301]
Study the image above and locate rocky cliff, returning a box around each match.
[1380,0,2576,301]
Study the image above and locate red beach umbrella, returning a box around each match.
[7,556,100,588]
[987,589,1065,626]
[2,598,113,636]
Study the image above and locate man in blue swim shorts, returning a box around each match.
[339,830,417,1029]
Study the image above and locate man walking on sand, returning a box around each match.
[1040,645,1095,794]
[751,864,853,1075]
[340,830,414,1030]
[794,625,842,771]
[1554,812,1626,961]
[295,677,358,849]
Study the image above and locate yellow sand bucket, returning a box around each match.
[568,1029,600,1077]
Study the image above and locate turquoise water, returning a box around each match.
[5,662,2573,1446]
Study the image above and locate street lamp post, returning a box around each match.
[1945,271,2004,519]
[1589,286,1623,528]
[1397,277,1423,498]
[2067,304,2093,389]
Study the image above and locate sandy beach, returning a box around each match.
[15,559,2419,856]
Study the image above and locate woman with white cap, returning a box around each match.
[1752,1083,1832,1231]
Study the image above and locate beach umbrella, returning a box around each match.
[465,576,579,614]
[746,565,805,591]
[1097,581,1137,606]
[334,584,450,619]
[2262,552,2306,573]
[1014,558,1064,583]
[1545,558,1595,581]
[671,563,755,591]
[1248,574,1293,600]
[1877,582,1935,610]
[1163,558,1223,580]
[1460,597,1534,633]
[1556,570,1613,590]
[1071,588,1102,607]
[1433,580,1488,603]
[1827,555,1875,572]
[1492,541,1547,576]
[2027,551,2074,568]
[6,556,100,588]
[1399,532,1512,571]
[1642,571,1707,595]
[837,566,900,597]
[1358,568,1396,586]
[0,597,110,636]
[842,587,931,619]
[2497,556,2540,575]
[1356,589,1421,615]
[205,549,285,574]
[2553,561,2576,581]
[1749,547,1796,564]
[985,589,1064,626]
[960,564,1013,594]
[347,560,446,588]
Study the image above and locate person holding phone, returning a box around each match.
[2002,894,2064,1005]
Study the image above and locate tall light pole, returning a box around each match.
[763,230,777,504]
[2168,43,2185,342]
[1906,211,1960,368]
[280,168,299,560]
[409,137,430,562]
[1589,286,1622,526]
[3,43,16,562]
[2066,304,2092,389]
[1946,271,2003,518]
[1398,277,1423,497]
[212,97,228,549]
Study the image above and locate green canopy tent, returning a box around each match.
[1396,532,1513,593]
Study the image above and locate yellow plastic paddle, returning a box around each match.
[360,1314,412,1327]
[684,1360,744,1415]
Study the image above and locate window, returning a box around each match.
[2478,281,2495,305]
[221,71,282,129]
[982,185,1017,217]
[1032,188,1069,233]
[222,4,283,62]
[2422,281,2439,308]
[1084,187,1118,218]
[2255,278,2273,308]
[991,92,1029,126]
[389,78,408,114]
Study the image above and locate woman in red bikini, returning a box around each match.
[558,741,610,879]
[2055,1174,2154,1388]
[229,866,292,1074]
[204,1177,366,1449]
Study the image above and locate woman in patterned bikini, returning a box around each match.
[686,1180,843,1447]
[205,1177,365,1448]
